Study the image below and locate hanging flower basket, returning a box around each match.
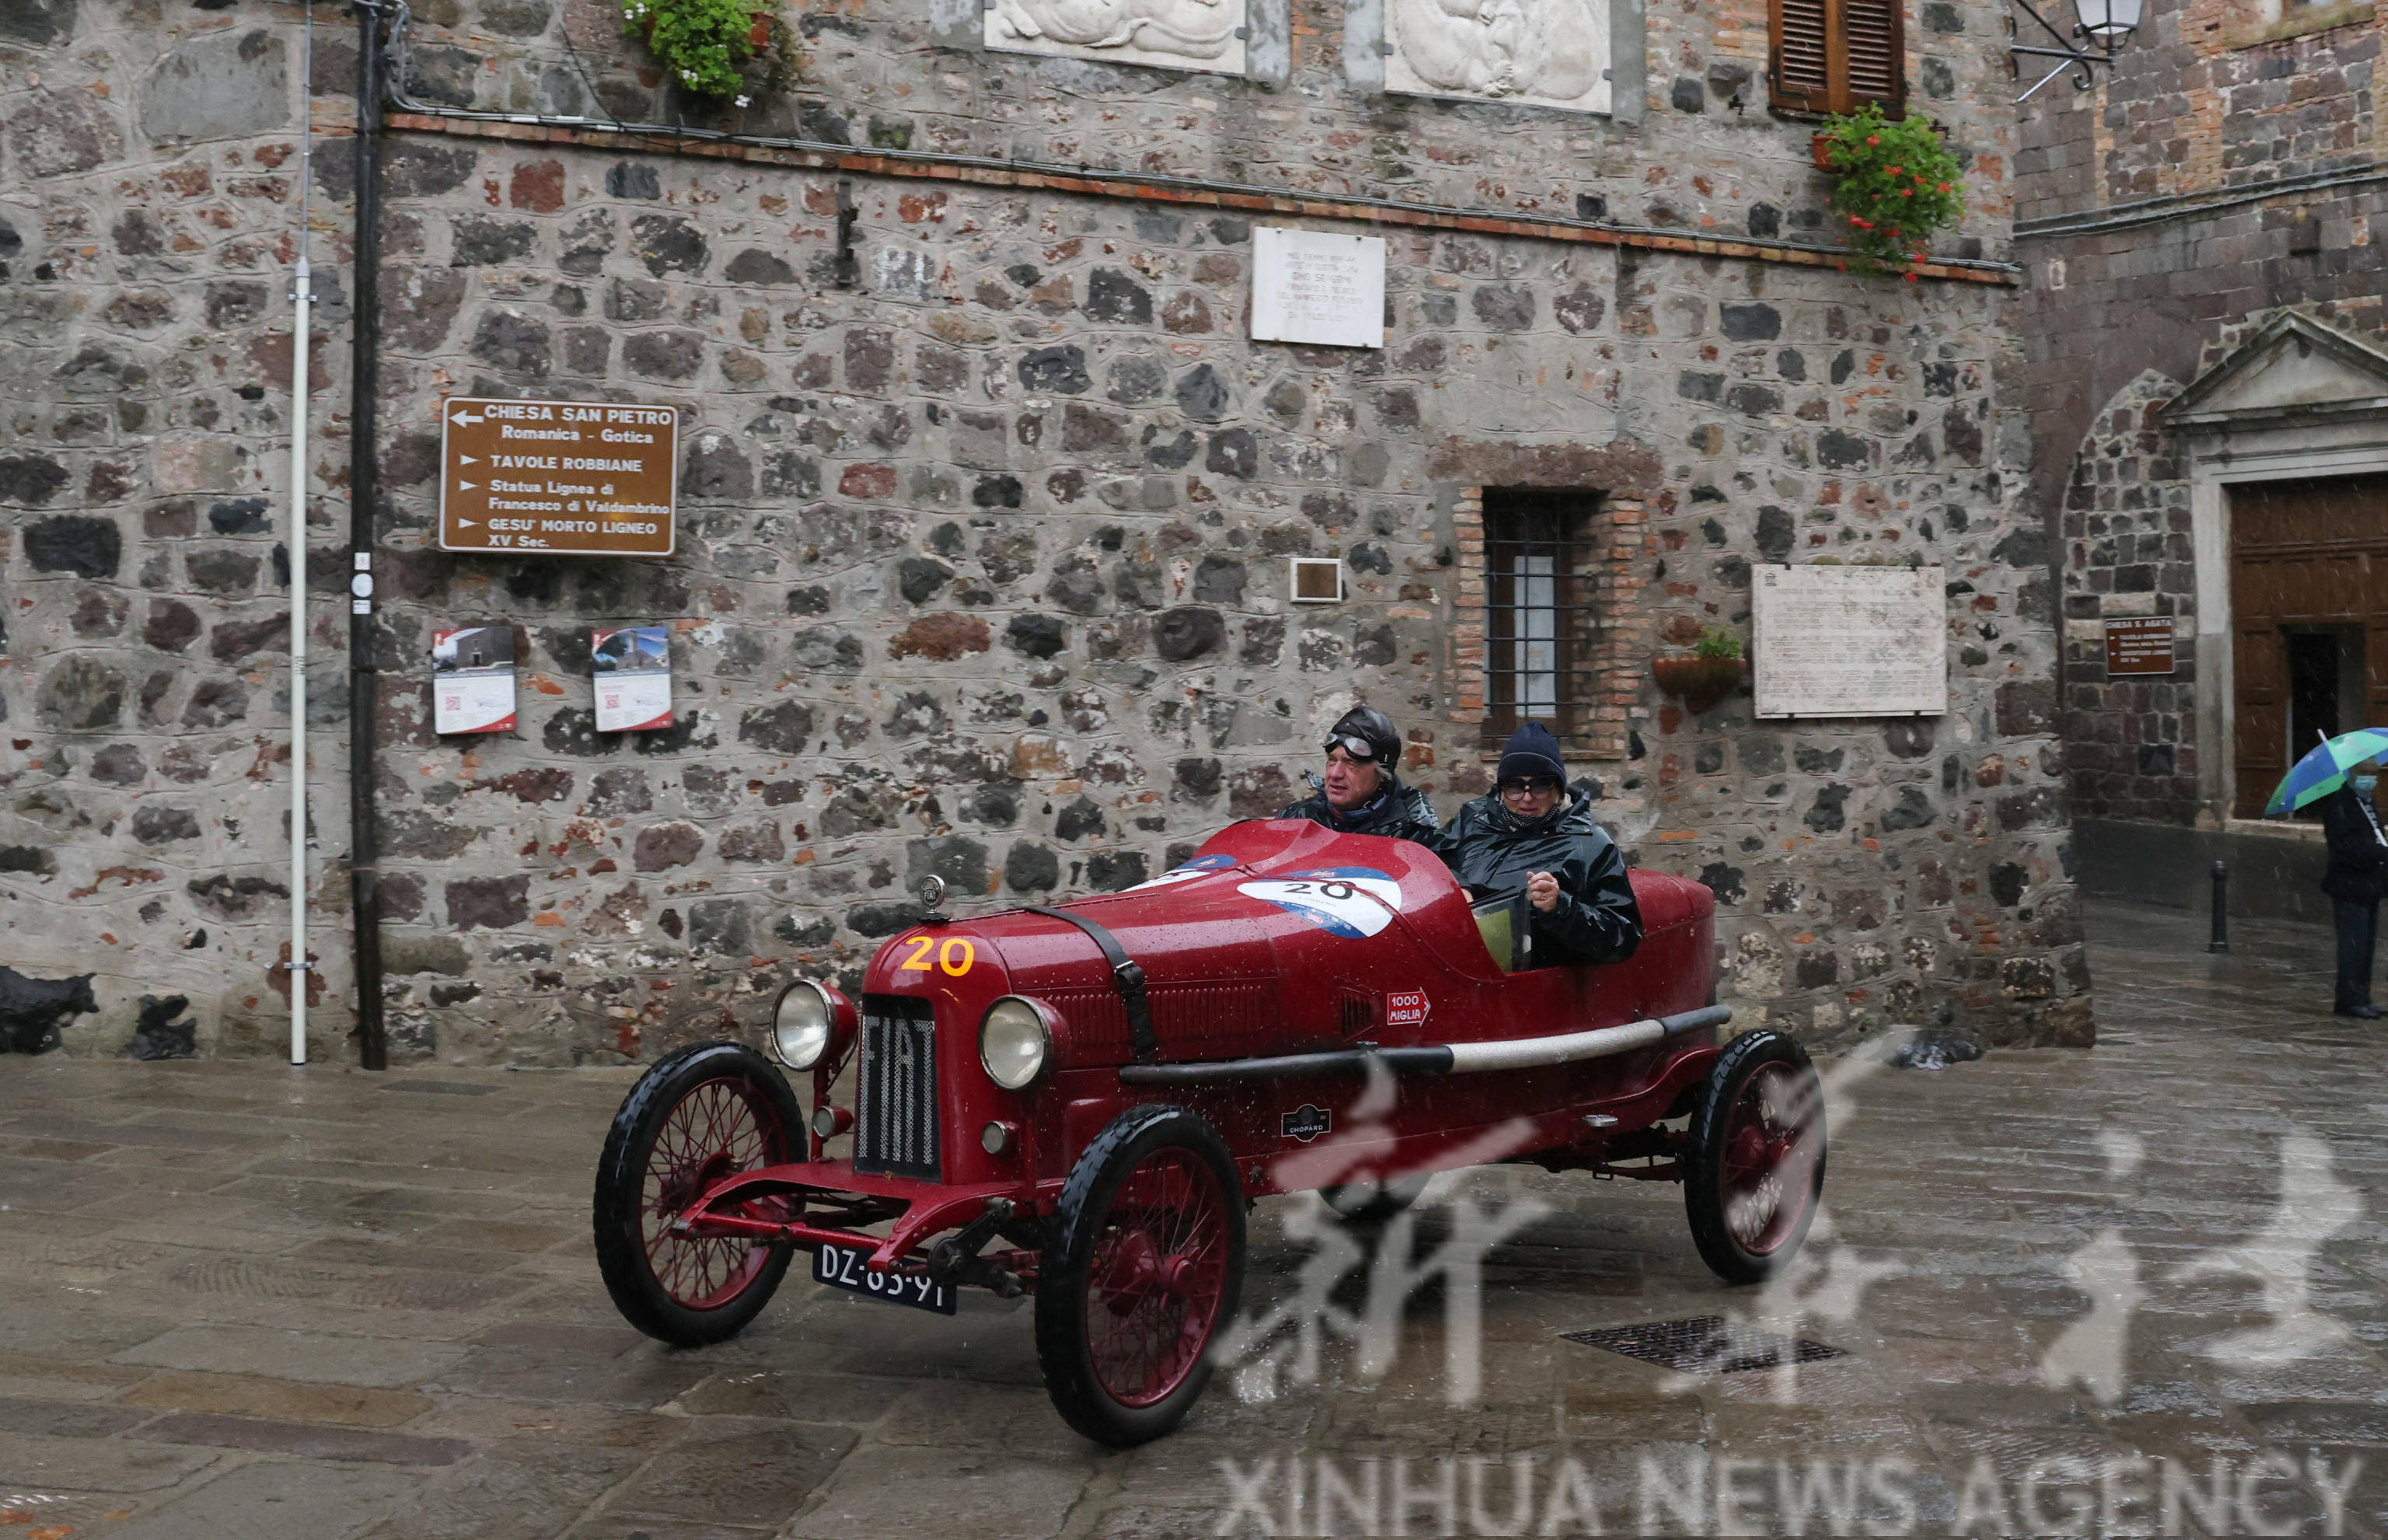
[1814,103,1966,275]
[1652,656,1747,715]
[621,0,784,102]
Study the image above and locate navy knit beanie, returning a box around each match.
[1496,721,1566,785]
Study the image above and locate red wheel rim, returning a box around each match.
[641,1077,790,1310]
[1083,1149,1231,1409]
[1716,1062,1821,1257]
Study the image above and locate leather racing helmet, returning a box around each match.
[1322,705,1401,770]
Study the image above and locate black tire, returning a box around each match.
[1319,1174,1430,1221]
[594,1040,805,1346]
[1036,1104,1245,1447]
[1683,1029,1827,1285]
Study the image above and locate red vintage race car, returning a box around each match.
[592,819,1825,1446]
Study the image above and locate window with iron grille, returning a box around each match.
[1481,490,1602,753]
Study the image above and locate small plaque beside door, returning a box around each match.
[2103,616,2177,676]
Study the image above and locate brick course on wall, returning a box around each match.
[0,0,2088,1061]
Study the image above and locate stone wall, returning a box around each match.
[2014,0,2388,828]
[0,0,2089,1061]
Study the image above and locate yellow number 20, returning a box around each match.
[898,935,975,976]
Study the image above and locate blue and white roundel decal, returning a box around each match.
[1237,867,1405,938]
[1129,852,1239,892]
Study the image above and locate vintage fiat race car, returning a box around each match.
[592,818,1826,1446]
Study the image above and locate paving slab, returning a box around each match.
[117,1370,434,1427]
[358,1438,645,1540]
[105,1459,419,1540]
[113,1326,470,1389]
[601,1423,857,1528]
[782,1441,1094,1539]
[0,1430,221,1491]
[130,1411,475,1465]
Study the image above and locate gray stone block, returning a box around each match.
[138,29,289,143]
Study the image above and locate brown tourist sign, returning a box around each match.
[437,397,678,556]
[2103,615,2177,676]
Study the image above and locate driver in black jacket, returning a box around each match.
[1427,721,1642,967]
[1276,706,1440,843]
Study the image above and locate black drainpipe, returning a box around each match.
[348,2,388,1070]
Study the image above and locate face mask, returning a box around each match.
[2356,777,2379,796]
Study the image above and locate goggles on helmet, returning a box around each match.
[1324,734,1381,763]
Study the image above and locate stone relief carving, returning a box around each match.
[1384,0,1611,113]
[985,0,1249,75]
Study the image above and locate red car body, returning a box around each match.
[598,817,1823,1444]
[713,819,1716,1249]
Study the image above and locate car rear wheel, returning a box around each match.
[1036,1104,1245,1447]
[593,1041,804,1346]
[1683,1030,1826,1285]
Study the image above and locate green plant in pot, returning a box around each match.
[1653,626,1746,715]
[622,0,793,103]
[1814,103,1965,278]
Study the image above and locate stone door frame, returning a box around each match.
[2186,423,2388,826]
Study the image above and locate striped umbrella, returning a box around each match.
[2264,728,2388,817]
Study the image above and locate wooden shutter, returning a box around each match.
[1770,0,1905,115]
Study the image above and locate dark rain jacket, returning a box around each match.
[1425,791,1643,966]
[1277,773,1441,843]
[2322,783,2388,903]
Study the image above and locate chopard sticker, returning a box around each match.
[1281,1104,1332,1144]
[1384,990,1431,1027]
[1128,852,1239,891]
[1237,867,1405,938]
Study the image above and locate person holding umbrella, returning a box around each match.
[2268,728,2388,1018]
[2322,763,2388,1018]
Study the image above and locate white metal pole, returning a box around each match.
[288,4,315,1067]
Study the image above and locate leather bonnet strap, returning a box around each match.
[1024,905,1157,1063]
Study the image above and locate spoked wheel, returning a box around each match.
[1036,1104,1245,1447]
[1683,1030,1826,1285]
[1320,1173,1430,1221]
[594,1041,805,1346]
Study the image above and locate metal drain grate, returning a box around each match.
[1562,1315,1845,1374]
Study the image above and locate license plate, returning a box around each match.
[812,1241,955,1315]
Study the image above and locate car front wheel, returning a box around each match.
[593,1041,803,1346]
[1035,1104,1245,1447]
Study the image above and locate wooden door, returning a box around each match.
[2230,475,2388,817]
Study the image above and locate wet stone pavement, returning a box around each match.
[6,898,2388,1537]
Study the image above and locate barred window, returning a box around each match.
[1482,490,1601,753]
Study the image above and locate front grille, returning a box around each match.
[854,994,940,1180]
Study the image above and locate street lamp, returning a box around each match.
[2011,0,2145,101]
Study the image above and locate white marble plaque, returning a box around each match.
[1385,0,1611,114]
[985,0,1248,75]
[1754,564,1947,719]
[1251,228,1385,349]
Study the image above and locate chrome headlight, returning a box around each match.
[771,980,837,1070]
[979,996,1054,1091]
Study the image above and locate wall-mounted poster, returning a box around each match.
[1753,564,1948,719]
[592,626,673,732]
[431,625,518,735]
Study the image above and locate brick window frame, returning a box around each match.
[1451,486,1649,762]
